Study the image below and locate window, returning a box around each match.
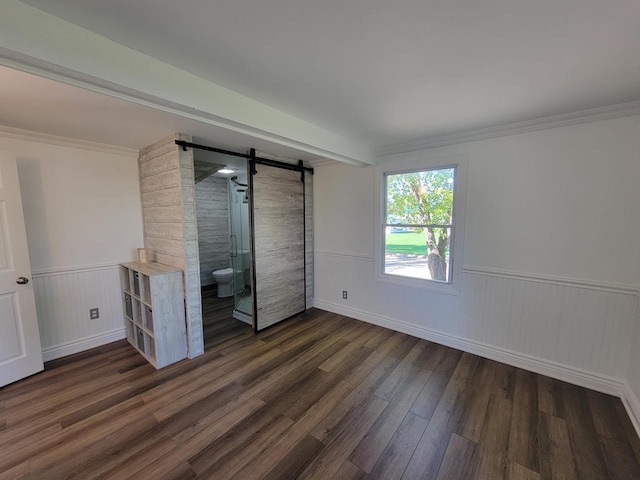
[384,167,455,282]
[374,153,467,294]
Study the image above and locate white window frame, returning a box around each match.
[374,152,468,295]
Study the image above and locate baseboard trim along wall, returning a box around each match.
[312,298,626,395]
[41,327,126,362]
[313,298,640,437]
[622,383,640,439]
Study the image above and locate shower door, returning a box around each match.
[250,162,306,331]
[229,177,252,320]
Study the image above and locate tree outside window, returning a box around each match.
[384,167,455,282]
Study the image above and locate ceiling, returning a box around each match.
[0,66,322,160]
[19,0,640,149]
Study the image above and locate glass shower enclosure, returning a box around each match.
[229,174,252,324]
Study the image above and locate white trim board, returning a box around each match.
[622,383,640,440]
[0,124,139,158]
[463,266,640,296]
[314,250,640,296]
[32,262,121,278]
[312,298,626,396]
[41,327,126,362]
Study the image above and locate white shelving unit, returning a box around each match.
[120,262,187,369]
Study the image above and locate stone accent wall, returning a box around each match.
[138,133,204,358]
[195,176,230,287]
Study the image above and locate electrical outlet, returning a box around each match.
[342,291,348,300]
[90,308,99,320]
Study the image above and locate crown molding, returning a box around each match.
[0,124,139,157]
[376,100,640,158]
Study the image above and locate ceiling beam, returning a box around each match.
[0,1,373,166]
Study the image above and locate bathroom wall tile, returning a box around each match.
[183,222,197,241]
[145,236,185,258]
[139,134,179,161]
[145,222,184,241]
[195,174,230,286]
[141,187,182,208]
[184,239,199,257]
[182,205,196,223]
[151,252,185,271]
[180,166,195,183]
[182,185,195,205]
[140,168,181,193]
[144,206,184,223]
[139,150,179,177]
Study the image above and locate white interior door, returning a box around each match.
[0,152,43,387]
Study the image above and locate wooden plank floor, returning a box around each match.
[201,287,251,349]
[1,308,639,479]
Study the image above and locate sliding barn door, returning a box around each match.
[250,163,305,331]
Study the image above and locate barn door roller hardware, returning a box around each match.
[175,140,314,176]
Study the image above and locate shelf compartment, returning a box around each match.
[125,318,135,345]
[124,293,133,320]
[133,272,141,297]
[143,306,154,333]
[135,326,145,354]
[144,333,156,361]
[130,297,142,325]
[120,266,132,292]
[141,274,151,303]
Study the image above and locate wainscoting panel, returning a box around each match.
[32,264,126,361]
[314,251,639,394]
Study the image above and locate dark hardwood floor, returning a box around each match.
[1,308,639,479]
[201,286,251,348]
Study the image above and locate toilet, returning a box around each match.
[212,268,234,297]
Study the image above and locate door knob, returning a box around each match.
[16,277,29,285]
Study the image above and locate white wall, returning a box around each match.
[314,115,640,396]
[627,313,640,431]
[1,131,144,360]
[626,221,640,431]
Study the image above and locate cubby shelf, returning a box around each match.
[120,262,187,369]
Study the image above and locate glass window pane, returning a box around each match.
[385,168,455,225]
[384,226,452,283]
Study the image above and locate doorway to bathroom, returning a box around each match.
[193,150,252,348]
[186,139,314,346]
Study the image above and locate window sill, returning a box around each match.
[373,271,462,296]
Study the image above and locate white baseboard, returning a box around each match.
[42,327,127,362]
[312,299,626,397]
[622,383,640,438]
